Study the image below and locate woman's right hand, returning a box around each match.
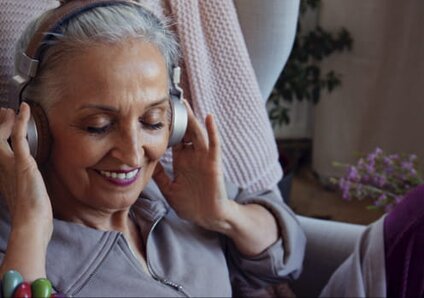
[0,103,53,229]
[0,103,53,280]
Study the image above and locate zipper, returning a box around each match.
[71,212,191,297]
[70,233,121,297]
[145,216,191,297]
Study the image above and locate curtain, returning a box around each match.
[313,0,424,178]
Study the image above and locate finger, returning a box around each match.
[182,100,208,149]
[0,108,16,141]
[205,114,221,160]
[0,108,16,157]
[153,162,172,195]
[10,102,32,161]
[172,142,186,155]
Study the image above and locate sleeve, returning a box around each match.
[0,198,9,263]
[319,218,386,297]
[223,179,306,290]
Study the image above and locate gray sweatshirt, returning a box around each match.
[0,180,306,297]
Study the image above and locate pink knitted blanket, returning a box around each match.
[0,1,57,107]
[0,0,283,192]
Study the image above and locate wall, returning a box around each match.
[313,0,424,178]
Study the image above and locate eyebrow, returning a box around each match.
[78,97,169,112]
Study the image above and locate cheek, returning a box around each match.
[49,131,104,171]
[144,131,169,161]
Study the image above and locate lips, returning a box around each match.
[96,168,140,186]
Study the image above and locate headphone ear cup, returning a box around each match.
[168,95,188,147]
[26,101,51,165]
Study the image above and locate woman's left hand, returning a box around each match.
[154,102,279,256]
[153,102,232,232]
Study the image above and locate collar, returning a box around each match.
[0,179,169,294]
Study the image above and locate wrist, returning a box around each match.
[211,202,280,256]
[10,220,52,249]
[1,224,50,282]
[201,200,240,236]
[11,204,53,235]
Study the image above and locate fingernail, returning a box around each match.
[18,102,28,114]
[182,98,190,107]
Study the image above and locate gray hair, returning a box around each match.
[15,3,180,110]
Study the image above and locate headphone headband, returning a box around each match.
[11,0,139,108]
[21,0,138,78]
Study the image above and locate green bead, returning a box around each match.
[2,270,23,298]
[31,278,52,298]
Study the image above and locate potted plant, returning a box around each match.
[268,0,353,127]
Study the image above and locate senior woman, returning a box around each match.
[0,1,305,297]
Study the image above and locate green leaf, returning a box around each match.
[268,0,353,122]
[312,86,320,103]
[281,89,293,101]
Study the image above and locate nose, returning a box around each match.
[110,125,142,167]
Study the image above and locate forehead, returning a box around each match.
[54,39,169,110]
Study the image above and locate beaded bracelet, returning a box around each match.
[1,270,64,298]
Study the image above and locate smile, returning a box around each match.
[96,168,140,186]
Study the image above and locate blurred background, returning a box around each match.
[253,0,424,225]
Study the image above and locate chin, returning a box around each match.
[95,188,142,208]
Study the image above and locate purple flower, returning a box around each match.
[385,154,400,171]
[334,147,422,212]
[342,190,351,200]
[367,147,383,164]
[374,147,383,155]
[395,195,404,204]
[401,161,414,171]
[388,154,400,162]
[374,175,387,188]
[383,156,394,167]
[346,166,360,182]
[373,193,387,207]
[361,174,370,183]
[365,163,376,175]
[339,178,352,200]
[409,154,417,162]
[400,160,418,177]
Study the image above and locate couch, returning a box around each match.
[0,1,366,297]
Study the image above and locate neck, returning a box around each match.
[53,200,132,233]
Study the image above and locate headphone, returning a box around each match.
[10,0,188,165]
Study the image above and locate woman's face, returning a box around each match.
[46,39,170,215]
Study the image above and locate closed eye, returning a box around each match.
[140,107,167,131]
[141,121,164,130]
[86,124,112,134]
